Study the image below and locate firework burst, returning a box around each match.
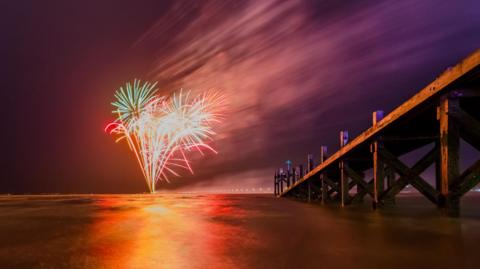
[106,80,224,193]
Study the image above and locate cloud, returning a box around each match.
[136,0,480,190]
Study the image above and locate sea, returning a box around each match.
[0,193,479,269]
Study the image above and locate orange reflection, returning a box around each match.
[86,194,254,269]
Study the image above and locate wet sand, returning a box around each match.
[0,193,479,269]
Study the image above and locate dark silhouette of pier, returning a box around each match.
[274,49,480,216]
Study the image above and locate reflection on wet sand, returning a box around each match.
[0,194,479,268]
[88,195,254,268]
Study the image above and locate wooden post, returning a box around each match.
[292,166,296,184]
[435,140,442,192]
[371,111,385,209]
[276,169,281,196]
[437,96,460,216]
[372,141,384,209]
[274,171,278,196]
[372,110,384,127]
[320,146,328,165]
[308,182,311,203]
[286,160,292,188]
[340,131,349,207]
[279,168,284,194]
[340,130,349,147]
[307,154,313,202]
[320,146,328,204]
[339,161,348,207]
[384,166,396,205]
[307,154,314,172]
[277,169,281,196]
[296,166,301,184]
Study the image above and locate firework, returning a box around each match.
[111,79,158,128]
[106,80,224,193]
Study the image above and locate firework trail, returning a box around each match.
[106,79,224,193]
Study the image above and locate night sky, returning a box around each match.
[2,0,480,193]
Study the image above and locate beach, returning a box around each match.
[0,193,479,269]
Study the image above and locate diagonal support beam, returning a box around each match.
[380,146,438,201]
[383,166,396,205]
[293,183,310,200]
[449,105,480,152]
[345,166,369,192]
[325,176,343,201]
[345,166,374,203]
[307,181,322,201]
[332,181,356,202]
[350,179,374,203]
[379,147,438,205]
[450,160,480,198]
[324,177,338,192]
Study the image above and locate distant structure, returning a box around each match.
[274,49,480,217]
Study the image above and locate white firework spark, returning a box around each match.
[106,80,225,193]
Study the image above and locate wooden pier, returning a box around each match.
[274,49,480,216]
